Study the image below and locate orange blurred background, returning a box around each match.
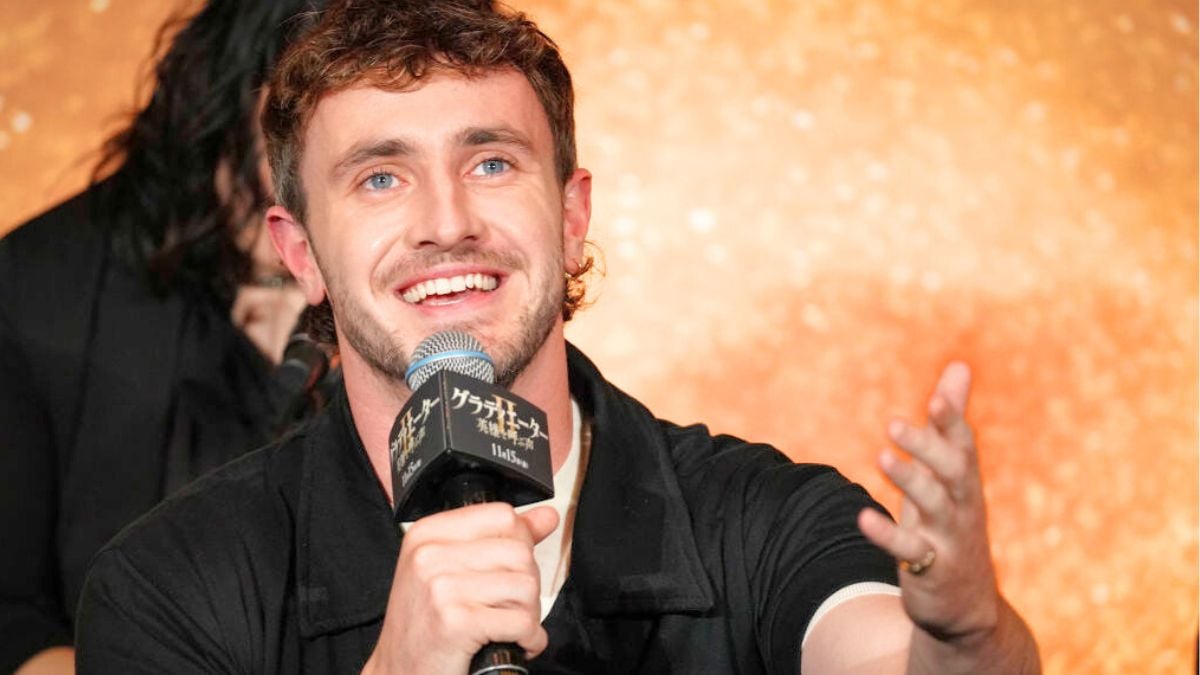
[1,1,1196,672]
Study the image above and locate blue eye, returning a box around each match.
[474,158,510,176]
[364,172,397,190]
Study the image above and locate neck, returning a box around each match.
[341,320,576,505]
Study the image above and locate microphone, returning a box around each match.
[271,331,332,437]
[388,331,553,675]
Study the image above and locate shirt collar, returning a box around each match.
[564,344,715,616]
[294,343,714,637]
[295,390,398,638]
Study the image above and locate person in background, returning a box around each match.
[0,1,328,672]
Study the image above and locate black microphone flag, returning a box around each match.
[388,331,553,522]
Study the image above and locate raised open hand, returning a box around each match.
[857,362,1002,642]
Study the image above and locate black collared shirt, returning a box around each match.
[77,346,896,674]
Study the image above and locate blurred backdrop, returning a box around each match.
[1,0,1196,672]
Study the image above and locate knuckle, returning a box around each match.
[919,426,941,451]
[931,487,952,514]
[480,502,519,530]
[494,542,530,573]
[427,574,455,605]
[892,460,916,487]
[511,611,538,638]
[438,604,466,636]
[404,518,432,543]
[497,504,520,529]
[517,573,540,603]
[945,455,970,483]
[409,542,440,574]
[514,542,537,568]
[408,540,436,566]
[962,428,978,452]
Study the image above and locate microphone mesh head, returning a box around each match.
[405,331,495,390]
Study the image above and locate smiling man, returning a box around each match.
[75,1,1040,673]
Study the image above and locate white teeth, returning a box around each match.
[402,273,499,304]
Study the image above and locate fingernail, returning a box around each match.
[888,420,904,438]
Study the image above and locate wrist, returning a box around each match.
[908,597,1040,675]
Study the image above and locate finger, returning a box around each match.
[441,604,548,659]
[934,361,971,415]
[519,505,560,544]
[857,507,931,564]
[406,503,534,546]
[928,390,976,451]
[411,538,540,576]
[523,631,550,662]
[888,420,970,492]
[430,571,541,612]
[475,607,549,659]
[878,450,952,524]
[898,492,921,528]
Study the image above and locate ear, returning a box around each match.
[561,168,592,270]
[266,205,327,306]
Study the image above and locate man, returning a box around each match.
[76,0,1041,672]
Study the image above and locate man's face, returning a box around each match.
[273,69,590,389]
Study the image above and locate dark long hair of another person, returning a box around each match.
[90,0,324,306]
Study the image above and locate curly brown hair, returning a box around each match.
[262,0,595,340]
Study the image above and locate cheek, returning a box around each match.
[487,187,563,243]
[329,218,411,298]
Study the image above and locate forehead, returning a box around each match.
[302,68,553,168]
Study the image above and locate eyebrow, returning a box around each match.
[455,126,536,154]
[330,137,417,181]
[329,126,538,181]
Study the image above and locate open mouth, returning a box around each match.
[400,272,500,305]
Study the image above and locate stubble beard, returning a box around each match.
[323,249,565,391]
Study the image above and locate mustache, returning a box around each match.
[377,248,526,288]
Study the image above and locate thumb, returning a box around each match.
[520,505,560,544]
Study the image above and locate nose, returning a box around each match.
[405,172,483,251]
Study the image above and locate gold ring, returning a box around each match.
[901,549,936,576]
